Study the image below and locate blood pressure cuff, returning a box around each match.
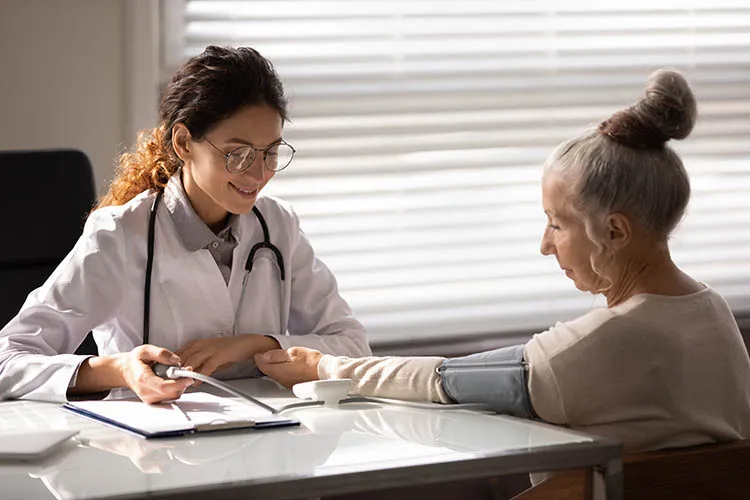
[437,344,538,419]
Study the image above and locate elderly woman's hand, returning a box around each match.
[254,346,323,388]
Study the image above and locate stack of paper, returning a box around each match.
[63,392,298,438]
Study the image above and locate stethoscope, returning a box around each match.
[143,190,286,345]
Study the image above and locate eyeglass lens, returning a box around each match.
[226,143,294,173]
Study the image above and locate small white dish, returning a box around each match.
[292,379,352,407]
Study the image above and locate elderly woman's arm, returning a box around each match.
[318,354,452,403]
[256,344,540,417]
[256,347,452,403]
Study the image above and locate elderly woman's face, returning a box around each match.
[540,176,601,293]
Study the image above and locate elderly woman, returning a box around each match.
[256,69,750,453]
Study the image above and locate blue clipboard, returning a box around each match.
[62,392,299,439]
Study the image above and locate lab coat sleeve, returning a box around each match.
[0,209,127,402]
[270,207,371,357]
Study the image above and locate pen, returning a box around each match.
[170,402,192,423]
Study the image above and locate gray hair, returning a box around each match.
[543,68,697,288]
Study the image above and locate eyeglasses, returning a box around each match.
[203,137,295,174]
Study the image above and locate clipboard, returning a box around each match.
[62,392,298,439]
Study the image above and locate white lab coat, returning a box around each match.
[0,187,370,402]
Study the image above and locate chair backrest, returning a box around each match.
[622,438,750,500]
[0,149,98,354]
[512,439,750,500]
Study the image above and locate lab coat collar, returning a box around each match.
[163,173,239,252]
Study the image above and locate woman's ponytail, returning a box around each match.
[96,126,180,209]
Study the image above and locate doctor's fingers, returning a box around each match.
[257,349,292,364]
[178,350,216,375]
[129,360,192,402]
[174,339,212,361]
[189,359,219,378]
[134,345,182,366]
[139,377,193,404]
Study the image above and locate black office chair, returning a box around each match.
[0,149,98,355]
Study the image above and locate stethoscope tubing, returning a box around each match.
[275,397,492,414]
[165,365,491,414]
[144,190,286,345]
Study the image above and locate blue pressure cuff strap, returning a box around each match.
[437,344,538,419]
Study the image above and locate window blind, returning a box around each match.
[164,0,750,346]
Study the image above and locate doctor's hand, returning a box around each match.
[254,346,323,388]
[176,334,281,378]
[115,345,194,404]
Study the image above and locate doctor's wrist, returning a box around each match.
[70,355,126,394]
[244,334,281,360]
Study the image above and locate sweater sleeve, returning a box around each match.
[524,333,569,424]
[317,354,453,404]
[524,308,619,424]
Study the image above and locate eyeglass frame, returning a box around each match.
[202,136,296,174]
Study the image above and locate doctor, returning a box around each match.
[0,46,370,404]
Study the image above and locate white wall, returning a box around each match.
[0,0,127,192]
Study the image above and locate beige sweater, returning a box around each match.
[318,287,750,452]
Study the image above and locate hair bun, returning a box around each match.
[599,68,697,149]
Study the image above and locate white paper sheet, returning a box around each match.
[64,392,280,435]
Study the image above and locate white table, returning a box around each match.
[0,378,621,500]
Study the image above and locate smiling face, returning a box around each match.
[540,175,603,293]
[175,104,283,230]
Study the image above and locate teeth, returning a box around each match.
[233,184,254,194]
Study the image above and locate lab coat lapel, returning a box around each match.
[155,213,235,342]
[230,210,285,337]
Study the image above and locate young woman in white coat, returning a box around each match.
[0,46,370,404]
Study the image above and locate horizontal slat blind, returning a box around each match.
[167,0,750,345]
